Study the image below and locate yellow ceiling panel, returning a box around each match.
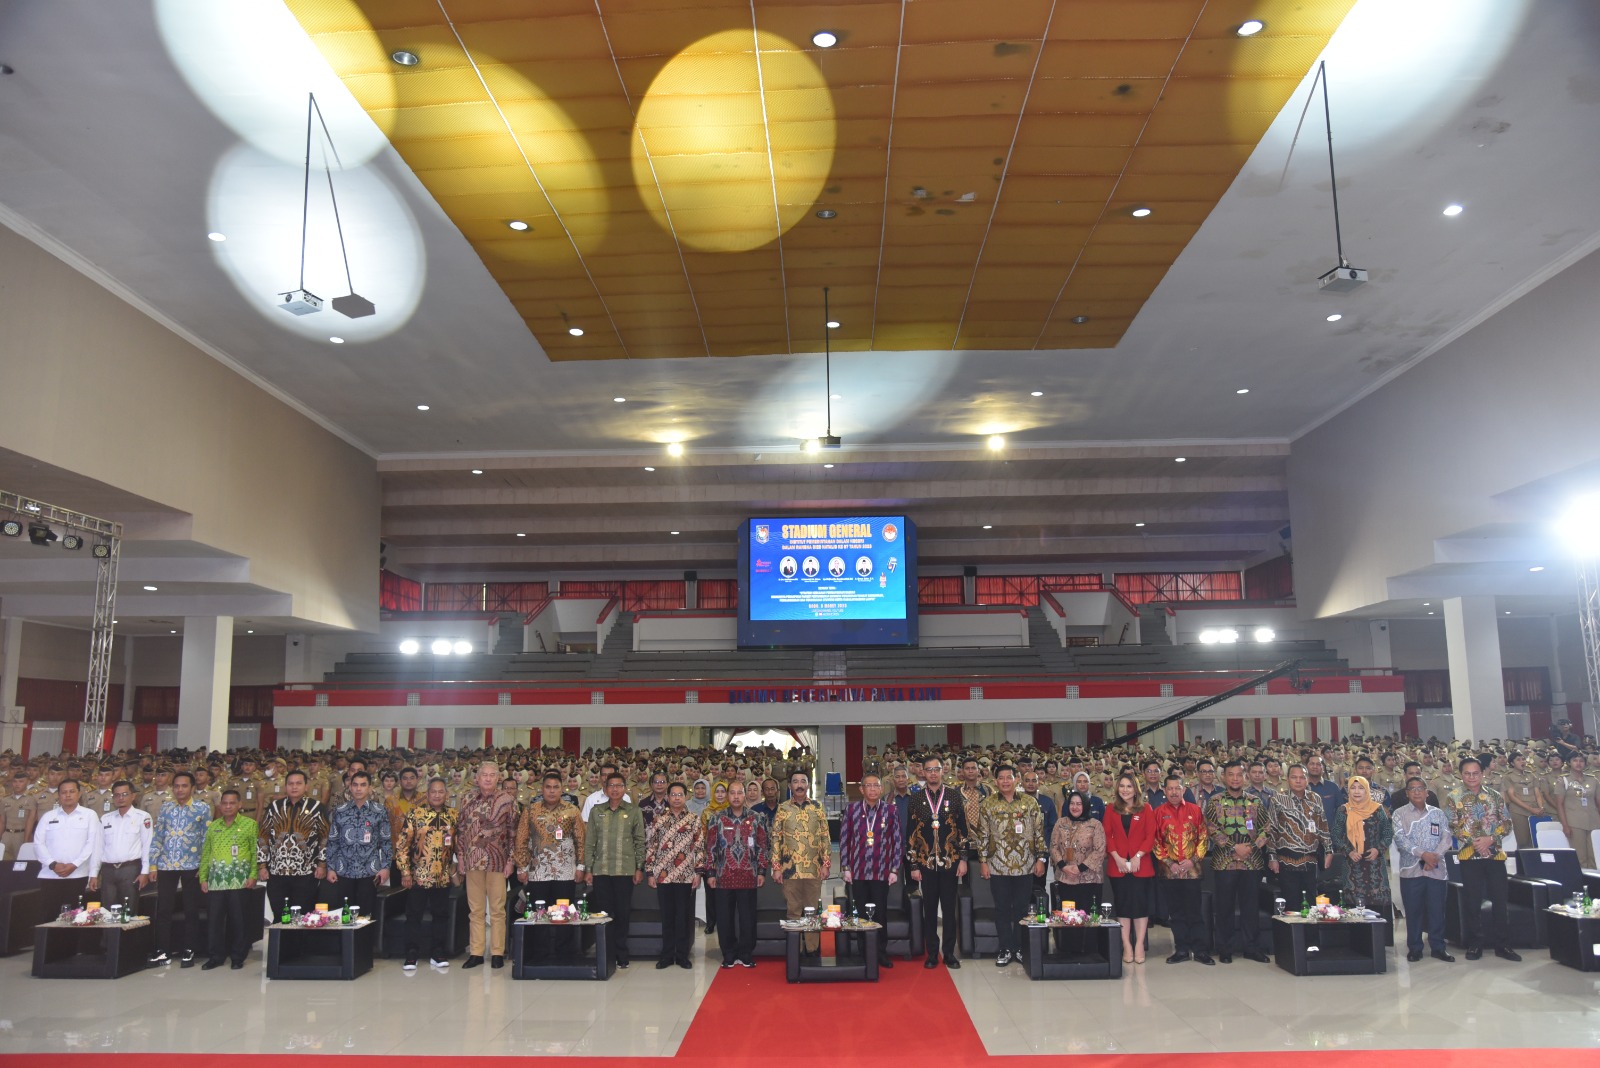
[289,0,1354,358]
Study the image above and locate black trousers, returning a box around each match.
[589,874,634,964]
[850,878,893,958]
[156,869,202,955]
[657,881,695,963]
[524,878,578,960]
[38,877,90,918]
[919,867,960,961]
[331,873,378,918]
[715,885,757,964]
[991,874,1032,955]
[1211,869,1261,954]
[205,887,251,964]
[704,879,718,931]
[1162,878,1207,955]
[1275,863,1320,913]
[1457,858,1509,950]
[405,884,452,959]
[266,873,319,918]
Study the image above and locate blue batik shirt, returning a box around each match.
[150,798,212,871]
[325,799,393,877]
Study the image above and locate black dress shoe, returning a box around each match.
[1495,947,1522,962]
[1431,950,1456,962]
[924,957,938,969]
[1193,954,1215,966]
[616,958,629,969]
[462,955,485,969]
[200,959,224,971]
[1406,948,1423,962]
[1464,947,1483,961]
[1218,953,1233,963]
[230,960,245,970]
[677,959,692,969]
[1166,951,1191,964]
[944,956,961,969]
[491,955,505,969]
[879,957,895,968]
[656,959,673,970]
[1242,949,1270,964]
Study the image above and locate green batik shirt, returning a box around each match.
[1203,793,1268,871]
[199,815,260,890]
[975,792,1047,877]
[585,800,646,876]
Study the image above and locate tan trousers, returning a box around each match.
[783,877,822,952]
[464,869,508,956]
[1,831,24,862]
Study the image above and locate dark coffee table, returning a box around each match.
[511,917,614,980]
[266,920,376,980]
[1019,920,1124,980]
[1272,915,1387,975]
[31,917,155,978]
[784,922,881,982]
[1545,908,1600,972]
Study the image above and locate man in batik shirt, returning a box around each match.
[1153,772,1211,965]
[1447,757,1519,962]
[1265,764,1332,912]
[701,781,768,969]
[1204,760,1270,964]
[645,782,705,969]
[975,765,1047,967]
[198,789,258,970]
[906,755,969,969]
[772,770,831,955]
[325,771,392,920]
[149,771,211,967]
[257,769,328,917]
[514,771,585,965]
[397,776,459,970]
[457,761,518,969]
[839,772,903,967]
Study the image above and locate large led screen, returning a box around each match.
[737,516,917,647]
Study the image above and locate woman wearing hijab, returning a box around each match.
[1333,775,1394,915]
[1050,792,1107,912]
[686,778,711,817]
[1072,772,1106,821]
[697,780,729,936]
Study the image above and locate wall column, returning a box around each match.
[176,616,232,751]
[1369,620,1393,670]
[1443,597,1507,744]
[0,615,22,753]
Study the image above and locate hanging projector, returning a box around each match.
[332,292,376,319]
[278,288,323,315]
[817,434,842,449]
[1317,265,1368,293]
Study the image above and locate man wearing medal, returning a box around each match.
[905,755,969,969]
[839,772,903,967]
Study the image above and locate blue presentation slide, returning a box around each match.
[746,516,907,622]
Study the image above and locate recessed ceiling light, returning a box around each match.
[816,208,837,219]
[1422,602,1430,606]
[1135,522,1146,528]
[207,232,226,242]
[1326,313,1342,322]
[391,50,420,66]
[1427,611,1435,616]
[1071,315,1090,325]
[246,630,254,634]
[987,435,1005,451]
[666,442,684,457]
[516,532,526,537]
[1442,203,1464,217]
[1529,565,1545,572]
[826,320,840,329]
[507,219,529,231]
[329,336,344,344]
[471,468,484,475]
[613,396,626,403]
[1174,456,1187,463]
[1030,390,1043,397]
[643,466,655,472]
[143,585,158,591]
[1504,610,1512,615]
[170,629,178,634]
[1235,388,1250,395]
[811,30,838,48]
[1130,207,1152,218]
[416,404,430,411]
[823,463,834,469]
[982,524,993,530]
[568,327,584,337]
[1236,20,1265,36]
[670,530,680,535]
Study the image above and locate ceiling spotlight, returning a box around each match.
[987,435,1006,451]
[1198,629,1220,644]
[246,630,255,635]
[1235,388,1251,395]
[516,532,526,537]
[1217,628,1240,644]
[471,469,484,475]
[1135,522,1146,528]
[1236,19,1266,36]
[1326,313,1342,322]
[1555,494,1600,558]
[811,30,839,48]
[613,396,626,403]
[1030,390,1043,397]
[391,50,420,66]
[416,404,430,411]
[61,534,84,551]
[27,524,57,547]
[1442,203,1464,217]
[1174,456,1187,463]
[816,209,837,219]
[170,630,178,635]
[823,463,834,469]
[453,640,473,655]
[644,466,656,472]
[398,639,420,655]
[568,327,584,336]
[982,524,993,530]
[826,320,840,329]
[1,519,20,538]
[207,232,226,242]
[431,639,452,655]
[666,442,685,457]
[143,585,158,591]
[507,220,529,231]
[1422,602,1430,606]
[1427,611,1435,616]
[92,543,111,559]
[329,336,344,344]
[1071,315,1090,325]
[670,530,681,536]
[1504,610,1512,616]
[1253,627,1275,643]
[1529,565,1545,572]
[1130,207,1152,218]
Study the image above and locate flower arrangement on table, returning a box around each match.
[293,909,338,928]
[1307,902,1344,922]
[66,903,120,926]
[545,901,579,923]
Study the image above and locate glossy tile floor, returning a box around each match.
[2,919,1597,1058]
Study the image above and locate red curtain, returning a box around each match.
[1032,723,1053,749]
[562,727,580,754]
[1113,571,1244,605]
[425,583,484,611]
[611,726,630,749]
[946,723,963,748]
[425,728,444,750]
[1243,555,1293,601]
[1085,723,1103,747]
[895,724,916,748]
[918,576,963,605]
[845,725,863,781]
[259,722,277,750]
[486,582,549,614]
[698,579,738,610]
[1226,719,1244,744]
[379,569,423,612]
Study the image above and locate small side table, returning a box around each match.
[784,922,881,983]
[31,917,154,978]
[1545,909,1600,972]
[1019,920,1124,980]
[510,917,614,980]
[266,920,376,980]
[1272,915,1387,975]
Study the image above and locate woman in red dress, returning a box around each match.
[1103,772,1156,964]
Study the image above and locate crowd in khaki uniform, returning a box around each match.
[3,722,1593,975]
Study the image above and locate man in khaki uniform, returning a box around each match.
[140,766,175,819]
[82,764,118,816]
[3,770,37,859]
[1555,755,1600,868]
[1499,751,1544,851]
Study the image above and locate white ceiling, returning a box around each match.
[2,0,1599,599]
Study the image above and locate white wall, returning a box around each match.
[1289,246,1600,620]
[17,621,128,680]
[635,613,736,651]
[920,609,1029,648]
